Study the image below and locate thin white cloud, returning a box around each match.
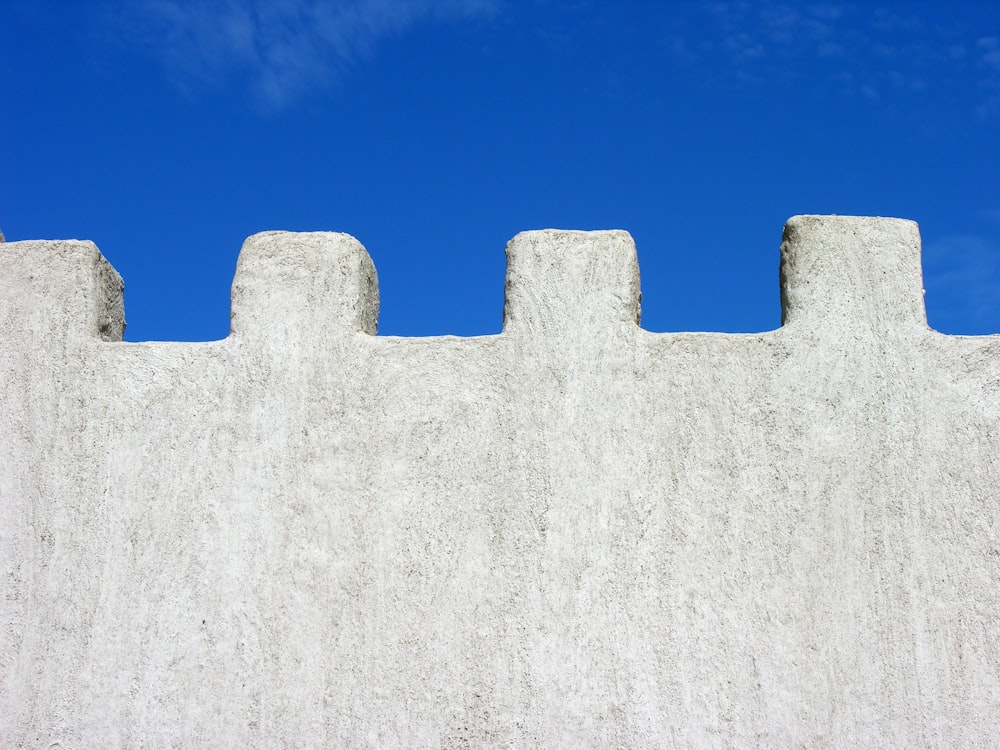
[978,36,1000,68]
[703,2,841,60]
[923,235,1000,334]
[679,2,1000,114]
[109,0,498,107]
[975,36,1000,118]
[977,208,1000,225]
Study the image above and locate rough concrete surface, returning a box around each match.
[1,216,998,748]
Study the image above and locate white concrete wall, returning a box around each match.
[1,217,998,748]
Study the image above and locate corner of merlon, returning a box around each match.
[501,229,642,336]
[229,231,380,340]
[0,239,125,343]
[779,215,928,335]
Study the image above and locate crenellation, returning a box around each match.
[0,217,978,349]
[0,239,124,344]
[1,216,998,747]
[229,231,379,342]
[501,229,641,337]
[0,217,955,351]
[779,215,927,335]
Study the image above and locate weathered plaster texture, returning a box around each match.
[1,217,998,747]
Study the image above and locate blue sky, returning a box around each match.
[2,0,998,340]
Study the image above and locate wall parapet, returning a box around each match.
[0,215,946,346]
[1,216,998,747]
